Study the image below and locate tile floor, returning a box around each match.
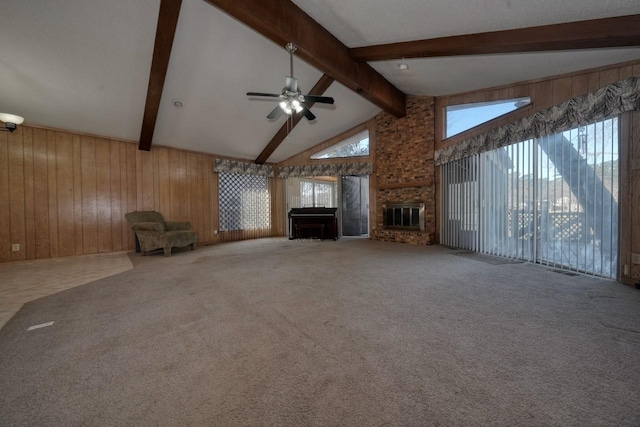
[0,252,133,330]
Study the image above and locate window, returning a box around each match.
[219,173,270,231]
[441,116,619,279]
[444,97,531,139]
[311,130,369,159]
[286,177,337,209]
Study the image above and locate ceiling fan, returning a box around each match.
[247,43,334,121]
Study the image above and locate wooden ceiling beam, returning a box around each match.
[255,74,334,165]
[204,0,406,118]
[138,0,182,151]
[350,15,640,61]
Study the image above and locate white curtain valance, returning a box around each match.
[214,159,274,177]
[434,77,640,165]
[277,162,373,178]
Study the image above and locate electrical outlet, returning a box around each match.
[632,253,640,265]
[214,230,218,235]
[11,243,20,252]
[624,264,630,276]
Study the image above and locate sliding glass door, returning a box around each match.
[441,116,619,278]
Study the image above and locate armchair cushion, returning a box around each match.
[131,222,165,233]
[166,221,191,231]
[125,211,197,257]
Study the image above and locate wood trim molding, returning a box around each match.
[351,15,640,61]
[255,74,334,165]
[138,0,182,151]
[204,0,406,118]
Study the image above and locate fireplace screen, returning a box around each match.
[383,203,424,231]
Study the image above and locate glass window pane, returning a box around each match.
[445,97,531,139]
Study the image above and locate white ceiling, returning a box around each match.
[1,0,639,163]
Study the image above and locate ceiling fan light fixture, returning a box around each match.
[0,112,25,132]
[246,41,334,121]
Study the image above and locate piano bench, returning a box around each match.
[296,223,325,240]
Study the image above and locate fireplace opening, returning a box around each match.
[383,203,424,231]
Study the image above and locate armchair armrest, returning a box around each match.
[166,221,191,231]
[131,222,164,232]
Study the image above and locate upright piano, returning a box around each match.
[288,207,338,240]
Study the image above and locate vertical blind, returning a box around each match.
[441,117,619,279]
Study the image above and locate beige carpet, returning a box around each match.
[1,238,639,426]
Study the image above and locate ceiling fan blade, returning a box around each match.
[302,95,334,104]
[247,92,281,98]
[285,77,298,92]
[301,107,316,121]
[267,105,284,120]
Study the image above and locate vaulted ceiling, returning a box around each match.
[1,0,639,163]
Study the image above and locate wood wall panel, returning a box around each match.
[46,131,59,258]
[0,132,10,263]
[180,151,188,221]
[571,74,589,98]
[135,149,143,211]
[32,129,50,259]
[8,129,26,262]
[587,72,601,93]
[119,140,129,252]
[168,149,180,221]
[189,153,199,237]
[551,77,572,106]
[55,132,75,258]
[109,140,122,252]
[0,125,241,263]
[125,142,137,249]
[619,65,633,80]
[599,68,619,87]
[72,135,83,255]
[158,147,170,218]
[631,111,640,282]
[619,113,632,283]
[81,136,98,254]
[96,138,112,253]
[23,128,35,260]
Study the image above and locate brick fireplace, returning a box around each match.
[370,96,436,245]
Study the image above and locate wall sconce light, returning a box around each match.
[0,113,25,132]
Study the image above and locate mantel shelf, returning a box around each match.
[377,180,431,190]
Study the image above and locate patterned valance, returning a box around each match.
[214,159,274,177]
[277,162,373,178]
[434,77,640,165]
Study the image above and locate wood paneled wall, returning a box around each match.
[0,125,221,263]
[622,111,640,284]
